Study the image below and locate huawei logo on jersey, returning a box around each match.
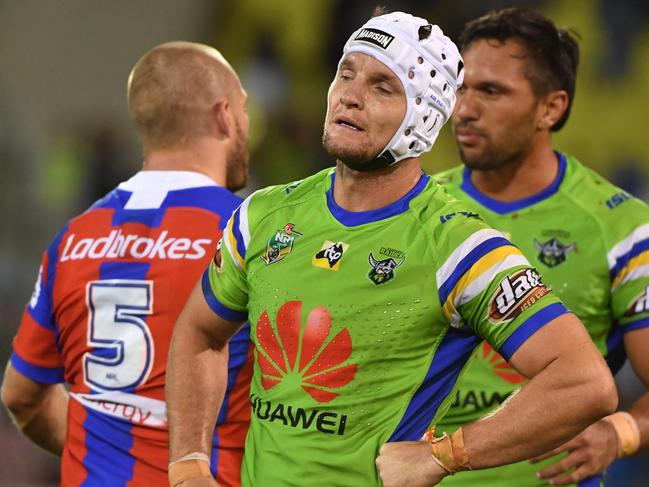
[60,230,212,261]
[482,342,525,385]
[256,301,357,403]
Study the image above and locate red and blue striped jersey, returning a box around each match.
[11,171,252,487]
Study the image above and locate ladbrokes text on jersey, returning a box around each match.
[60,230,212,261]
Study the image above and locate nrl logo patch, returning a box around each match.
[367,249,405,286]
[489,268,550,323]
[625,285,649,316]
[261,223,302,265]
[313,240,349,271]
[354,28,395,50]
[533,238,576,268]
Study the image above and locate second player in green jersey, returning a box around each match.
[434,7,649,487]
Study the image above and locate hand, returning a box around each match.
[529,419,618,485]
[376,441,448,487]
[177,478,218,487]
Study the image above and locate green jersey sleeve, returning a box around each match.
[432,211,568,360]
[201,197,251,322]
[606,198,649,332]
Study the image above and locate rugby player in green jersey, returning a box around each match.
[432,7,649,487]
[166,10,616,487]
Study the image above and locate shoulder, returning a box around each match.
[561,154,649,239]
[242,168,332,223]
[410,178,499,259]
[430,164,465,188]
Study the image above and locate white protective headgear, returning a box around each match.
[341,12,464,168]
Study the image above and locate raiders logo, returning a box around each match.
[489,268,550,323]
[533,238,576,268]
[367,252,405,285]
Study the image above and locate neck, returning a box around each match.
[469,141,559,202]
[333,157,422,212]
[142,138,227,186]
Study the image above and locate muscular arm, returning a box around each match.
[464,313,617,467]
[166,281,244,463]
[624,327,649,450]
[530,326,649,485]
[1,363,68,455]
[377,314,617,486]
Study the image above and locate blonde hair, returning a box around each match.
[127,41,236,152]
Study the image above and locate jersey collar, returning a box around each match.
[118,170,218,210]
[326,170,430,227]
[460,151,567,215]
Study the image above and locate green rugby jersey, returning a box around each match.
[202,167,568,486]
[435,153,649,487]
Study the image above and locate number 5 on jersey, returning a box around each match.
[83,280,154,391]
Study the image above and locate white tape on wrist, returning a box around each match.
[169,452,211,468]
[603,412,641,458]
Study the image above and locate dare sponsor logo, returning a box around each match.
[212,239,223,271]
[489,268,550,323]
[255,301,357,403]
[626,285,649,316]
[60,230,212,261]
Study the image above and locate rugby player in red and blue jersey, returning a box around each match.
[1,42,252,487]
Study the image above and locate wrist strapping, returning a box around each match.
[428,428,471,474]
[603,412,641,458]
[168,452,212,487]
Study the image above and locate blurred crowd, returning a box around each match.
[1,0,648,485]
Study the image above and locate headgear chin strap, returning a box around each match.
[340,12,464,171]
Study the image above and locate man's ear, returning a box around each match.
[213,99,232,139]
[537,90,569,130]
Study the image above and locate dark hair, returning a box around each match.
[372,5,389,17]
[459,7,579,131]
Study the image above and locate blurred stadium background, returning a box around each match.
[0,0,647,485]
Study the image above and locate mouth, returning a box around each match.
[454,127,484,145]
[334,116,364,132]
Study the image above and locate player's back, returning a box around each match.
[11,171,252,487]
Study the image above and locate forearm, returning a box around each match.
[627,391,649,451]
[6,384,68,456]
[167,320,229,462]
[463,353,616,469]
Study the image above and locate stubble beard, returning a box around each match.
[225,123,249,192]
[322,127,381,166]
[458,135,527,172]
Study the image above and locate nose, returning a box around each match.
[453,88,478,124]
[339,78,364,109]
